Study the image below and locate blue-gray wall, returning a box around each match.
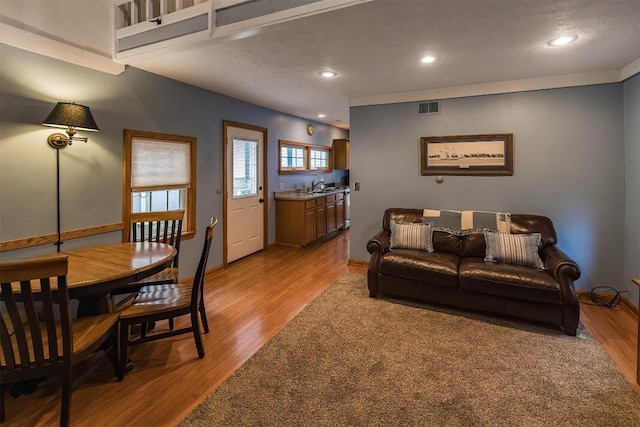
[350,82,636,299]
[624,73,640,304]
[0,44,347,277]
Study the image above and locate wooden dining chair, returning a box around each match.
[116,210,185,332]
[0,256,119,426]
[115,218,217,381]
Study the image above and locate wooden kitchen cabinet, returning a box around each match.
[315,196,327,239]
[333,139,350,170]
[304,200,317,245]
[326,194,337,233]
[275,191,347,247]
[336,192,345,229]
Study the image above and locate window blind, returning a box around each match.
[131,138,191,191]
[232,138,258,197]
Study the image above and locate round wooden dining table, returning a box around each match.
[39,241,177,316]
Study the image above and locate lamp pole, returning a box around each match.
[47,133,72,252]
[54,147,62,252]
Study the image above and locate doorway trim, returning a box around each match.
[222,120,269,266]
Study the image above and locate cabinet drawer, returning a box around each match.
[335,192,344,201]
[325,194,336,203]
[315,197,326,206]
[305,200,316,210]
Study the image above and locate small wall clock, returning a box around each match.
[307,124,314,135]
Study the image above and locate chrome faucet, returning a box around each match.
[311,179,324,192]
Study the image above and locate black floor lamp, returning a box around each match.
[42,102,100,252]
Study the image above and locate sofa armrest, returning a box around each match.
[541,246,581,281]
[367,229,390,255]
[541,245,581,335]
[366,230,390,298]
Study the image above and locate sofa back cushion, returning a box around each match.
[460,233,486,257]
[382,209,558,258]
[432,231,462,255]
[510,214,557,248]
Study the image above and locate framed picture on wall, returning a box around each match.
[420,133,513,176]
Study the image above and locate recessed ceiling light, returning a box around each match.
[547,35,578,46]
[319,71,337,78]
[318,114,327,118]
[421,56,436,63]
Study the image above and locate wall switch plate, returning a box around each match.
[279,182,284,190]
[354,182,360,191]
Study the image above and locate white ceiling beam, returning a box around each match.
[350,70,628,107]
[0,22,125,75]
[621,58,640,81]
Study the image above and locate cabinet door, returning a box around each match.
[333,139,350,170]
[336,199,345,229]
[326,202,337,233]
[305,208,316,244]
[316,205,326,238]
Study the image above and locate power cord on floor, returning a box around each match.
[579,286,629,309]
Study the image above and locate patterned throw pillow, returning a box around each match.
[390,221,434,252]
[484,231,544,269]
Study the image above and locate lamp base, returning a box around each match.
[47,133,70,149]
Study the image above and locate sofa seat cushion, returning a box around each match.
[458,257,560,303]
[380,249,459,287]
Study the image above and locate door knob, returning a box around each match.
[259,198,264,203]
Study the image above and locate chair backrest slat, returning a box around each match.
[20,280,45,365]
[40,278,60,363]
[0,283,19,369]
[0,313,15,369]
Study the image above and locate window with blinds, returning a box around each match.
[233,138,258,198]
[123,129,197,242]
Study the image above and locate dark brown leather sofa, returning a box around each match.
[366,208,581,335]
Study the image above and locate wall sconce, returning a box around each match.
[43,102,99,148]
[42,102,100,251]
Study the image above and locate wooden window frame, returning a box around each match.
[123,129,197,242]
[278,139,332,174]
[309,146,332,171]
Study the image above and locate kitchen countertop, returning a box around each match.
[274,188,349,201]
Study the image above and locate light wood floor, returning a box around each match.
[4,230,639,426]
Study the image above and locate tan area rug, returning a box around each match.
[180,273,640,426]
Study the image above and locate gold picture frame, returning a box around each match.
[420,133,513,176]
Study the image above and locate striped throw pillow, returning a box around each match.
[390,221,434,252]
[484,231,544,269]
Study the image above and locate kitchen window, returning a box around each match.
[309,147,331,171]
[280,140,307,172]
[279,139,332,174]
[123,129,197,241]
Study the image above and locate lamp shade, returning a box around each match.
[43,102,99,132]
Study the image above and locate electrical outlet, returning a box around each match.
[216,185,221,194]
[320,177,324,182]
[279,182,284,190]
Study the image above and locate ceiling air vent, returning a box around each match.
[418,100,440,115]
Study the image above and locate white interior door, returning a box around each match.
[226,125,265,263]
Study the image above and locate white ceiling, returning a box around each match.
[1,0,639,129]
